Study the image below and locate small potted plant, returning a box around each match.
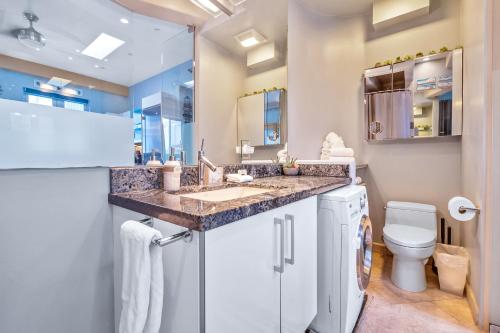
[282,156,299,176]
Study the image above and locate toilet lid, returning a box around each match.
[383,224,436,248]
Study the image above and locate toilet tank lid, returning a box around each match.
[387,201,436,213]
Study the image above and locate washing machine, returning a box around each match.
[310,185,373,333]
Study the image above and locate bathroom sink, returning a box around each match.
[180,186,273,202]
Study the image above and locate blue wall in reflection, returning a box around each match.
[129,60,194,164]
[0,68,129,114]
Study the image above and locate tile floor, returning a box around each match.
[355,252,480,333]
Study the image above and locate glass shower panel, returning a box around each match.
[161,28,195,164]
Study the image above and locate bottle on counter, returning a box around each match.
[163,160,182,191]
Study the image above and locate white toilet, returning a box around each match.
[383,201,437,292]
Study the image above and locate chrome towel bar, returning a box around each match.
[139,217,193,247]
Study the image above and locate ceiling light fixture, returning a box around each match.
[13,12,46,50]
[120,17,129,24]
[68,56,73,60]
[190,0,220,15]
[82,33,125,60]
[39,83,56,91]
[234,29,266,48]
[190,0,234,17]
[76,49,81,53]
[47,77,71,87]
[61,88,79,96]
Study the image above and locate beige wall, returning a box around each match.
[196,36,245,165]
[489,0,500,323]
[460,0,490,326]
[288,0,462,242]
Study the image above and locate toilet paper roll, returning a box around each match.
[448,196,477,222]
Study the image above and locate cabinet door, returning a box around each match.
[281,196,318,333]
[204,209,281,333]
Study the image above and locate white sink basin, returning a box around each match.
[180,186,273,202]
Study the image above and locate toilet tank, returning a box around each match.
[385,201,437,231]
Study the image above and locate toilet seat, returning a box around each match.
[383,224,436,248]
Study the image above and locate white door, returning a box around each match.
[204,208,281,333]
[281,196,318,333]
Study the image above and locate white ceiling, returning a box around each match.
[298,0,372,17]
[0,0,193,86]
[200,0,288,58]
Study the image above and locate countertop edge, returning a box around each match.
[109,177,351,232]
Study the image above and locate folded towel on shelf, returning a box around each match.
[119,221,164,333]
[226,173,254,183]
[320,148,352,156]
[235,145,255,154]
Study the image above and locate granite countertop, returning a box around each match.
[108,176,350,231]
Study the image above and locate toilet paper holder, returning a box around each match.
[458,206,480,214]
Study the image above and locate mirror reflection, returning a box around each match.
[237,88,287,147]
[364,49,463,141]
[199,0,288,162]
[0,0,194,165]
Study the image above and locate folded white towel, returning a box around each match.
[235,145,255,154]
[226,173,254,183]
[325,132,344,144]
[322,148,354,157]
[120,221,164,333]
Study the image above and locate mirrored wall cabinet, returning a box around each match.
[364,49,463,141]
[237,89,287,147]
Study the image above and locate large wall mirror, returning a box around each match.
[0,0,194,165]
[199,0,288,161]
[364,49,463,141]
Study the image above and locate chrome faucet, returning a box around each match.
[198,138,217,185]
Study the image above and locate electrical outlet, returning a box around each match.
[490,324,500,333]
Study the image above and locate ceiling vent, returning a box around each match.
[12,12,46,50]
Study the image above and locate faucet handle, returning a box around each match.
[200,138,205,151]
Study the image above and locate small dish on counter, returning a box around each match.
[283,167,299,176]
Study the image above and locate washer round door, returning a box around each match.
[356,215,373,290]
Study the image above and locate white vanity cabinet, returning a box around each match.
[112,196,317,333]
[204,196,318,333]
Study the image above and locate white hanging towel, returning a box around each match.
[119,221,164,333]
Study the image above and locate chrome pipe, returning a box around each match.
[138,217,193,247]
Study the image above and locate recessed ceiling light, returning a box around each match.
[190,0,222,17]
[234,29,266,48]
[48,77,71,87]
[104,58,109,62]
[35,47,40,51]
[94,64,100,68]
[120,17,129,24]
[76,49,80,53]
[82,33,125,60]
[68,56,73,60]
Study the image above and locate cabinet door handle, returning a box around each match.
[274,218,285,274]
[285,214,295,265]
